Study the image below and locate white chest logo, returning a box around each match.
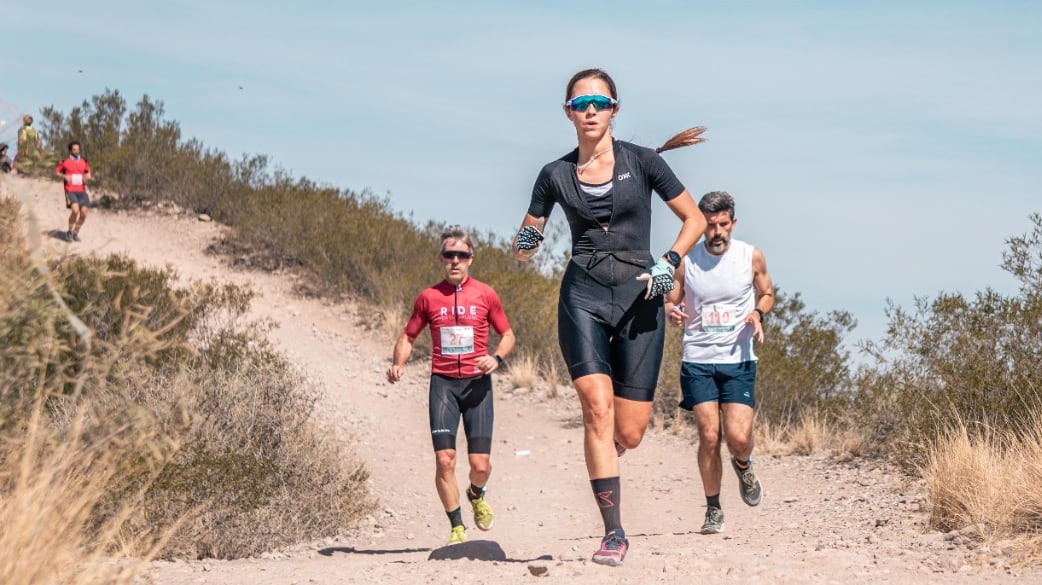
[617,172,631,181]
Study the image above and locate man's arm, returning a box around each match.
[745,248,775,343]
[476,329,515,374]
[386,332,416,383]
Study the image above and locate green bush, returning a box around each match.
[0,198,373,559]
[856,214,1042,470]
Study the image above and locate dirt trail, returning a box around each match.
[7,174,1037,584]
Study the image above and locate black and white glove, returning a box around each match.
[635,258,676,300]
[515,225,544,251]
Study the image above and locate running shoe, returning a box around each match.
[731,456,763,506]
[72,231,80,242]
[591,529,628,566]
[66,230,75,242]
[700,506,724,534]
[470,489,494,531]
[446,525,467,545]
[615,440,626,457]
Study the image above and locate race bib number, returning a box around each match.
[440,326,475,355]
[701,304,738,333]
[70,173,83,186]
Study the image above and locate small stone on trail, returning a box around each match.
[527,564,548,576]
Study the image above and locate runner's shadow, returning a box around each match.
[319,541,554,563]
[318,546,432,556]
[427,540,554,563]
[46,229,72,242]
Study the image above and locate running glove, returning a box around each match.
[515,225,544,251]
[636,258,675,300]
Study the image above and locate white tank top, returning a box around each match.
[682,239,757,364]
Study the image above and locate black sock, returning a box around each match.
[466,483,484,501]
[706,493,721,509]
[590,477,623,534]
[447,507,463,528]
[734,456,750,469]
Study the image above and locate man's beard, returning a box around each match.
[706,235,729,253]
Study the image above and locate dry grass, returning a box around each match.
[786,412,828,455]
[925,414,1042,562]
[505,354,541,390]
[751,411,863,458]
[0,394,175,585]
[752,418,789,455]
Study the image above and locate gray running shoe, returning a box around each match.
[731,456,763,506]
[72,231,80,242]
[66,230,75,242]
[700,506,724,534]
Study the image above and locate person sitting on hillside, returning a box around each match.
[0,143,11,173]
[16,115,43,176]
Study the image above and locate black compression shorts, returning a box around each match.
[557,259,665,401]
[428,373,494,453]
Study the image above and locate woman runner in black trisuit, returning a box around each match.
[512,68,706,567]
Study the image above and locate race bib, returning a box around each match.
[701,303,738,333]
[440,326,475,355]
[70,173,83,186]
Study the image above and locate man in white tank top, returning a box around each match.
[665,191,775,535]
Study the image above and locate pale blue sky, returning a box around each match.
[5,1,1041,350]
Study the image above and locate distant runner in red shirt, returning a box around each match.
[386,225,515,546]
[54,141,92,242]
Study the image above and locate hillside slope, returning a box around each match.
[5,174,1035,584]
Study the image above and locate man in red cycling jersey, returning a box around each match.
[54,141,92,242]
[386,225,515,546]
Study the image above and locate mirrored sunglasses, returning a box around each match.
[565,94,618,112]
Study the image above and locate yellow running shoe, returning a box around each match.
[470,490,495,531]
[446,525,467,545]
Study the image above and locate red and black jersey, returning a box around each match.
[405,276,511,378]
[56,157,90,193]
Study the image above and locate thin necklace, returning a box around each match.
[577,144,612,175]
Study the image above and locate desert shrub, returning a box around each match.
[856,214,1042,469]
[127,359,373,559]
[0,196,373,562]
[0,196,173,584]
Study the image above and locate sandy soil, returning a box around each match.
[6,174,1039,584]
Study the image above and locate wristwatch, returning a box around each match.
[494,354,503,366]
[664,250,681,269]
[754,308,766,324]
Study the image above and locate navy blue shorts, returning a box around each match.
[65,190,91,209]
[678,361,757,410]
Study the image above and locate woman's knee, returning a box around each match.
[616,425,646,449]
